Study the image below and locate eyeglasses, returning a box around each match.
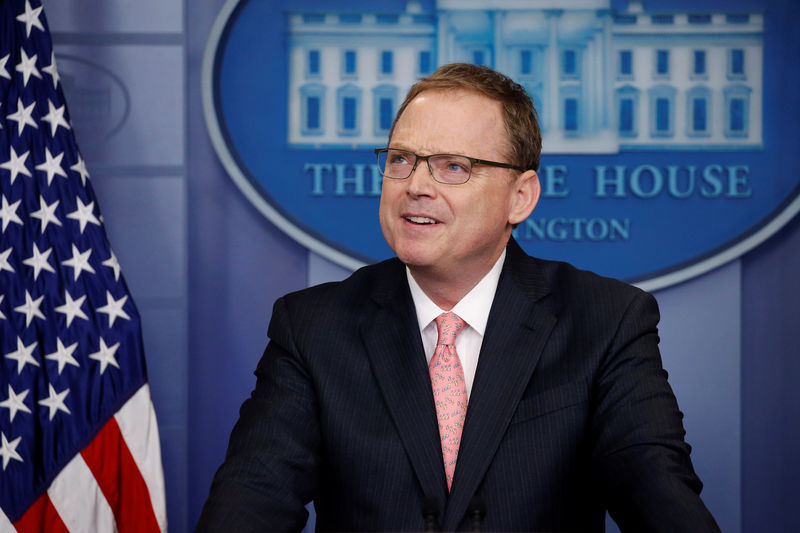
[374,148,524,185]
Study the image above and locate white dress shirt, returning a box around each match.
[406,249,506,399]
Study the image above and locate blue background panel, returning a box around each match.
[39,0,800,531]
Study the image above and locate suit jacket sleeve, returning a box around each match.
[591,289,719,532]
[195,296,319,532]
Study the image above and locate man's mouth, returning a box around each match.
[405,216,438,225]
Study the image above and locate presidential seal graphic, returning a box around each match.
[204,0,800,290]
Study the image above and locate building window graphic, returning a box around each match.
[343,50,357,77]
[564,98,579,133]
[616,86,640,138]
[724,85,751,138]
[656,99,670,130]
[620,99,634,132]
[693,99,707,132]
[728,49,746,79]
[649,85,676,138]
[562,86,581,136]
[287,2,763,151]
[618,50,633,78]
[307,49,321,76]
[525,83,544,127]
[343,98,356,129]
[687,86,712,137]
[689,13,712,24]
[300,83,325,136]
[693,50,707,78]
[419,51,432,75]
[614,13,637,24]
[520,50,532,75]
[379,99,392,129]
[337,85,361,136]
[376,13,399,24]
[730,99,745,131]
[307,97,321,129]
[562,49,579,78]
[308,98,321,129]
[372,85,397,136]
[380,51,393,75]
[655,49,669,78]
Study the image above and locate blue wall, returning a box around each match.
[44,0,800,531]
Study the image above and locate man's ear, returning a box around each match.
[509,169,540,225]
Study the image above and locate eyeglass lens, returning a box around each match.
[378,149,472,184]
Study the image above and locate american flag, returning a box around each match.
[0,0,167,530]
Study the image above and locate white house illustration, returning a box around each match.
[286,0,763,154]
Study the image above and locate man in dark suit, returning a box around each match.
[197,63,720,532]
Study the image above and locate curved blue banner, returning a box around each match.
[203,0,800,290]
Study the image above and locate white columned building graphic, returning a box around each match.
[287,0,763,154]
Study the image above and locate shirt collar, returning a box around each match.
[406,249,506,336]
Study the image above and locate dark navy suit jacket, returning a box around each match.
[196,239,720,532]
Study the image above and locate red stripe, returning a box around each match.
[14,492,69,533]
[80,416,160,533]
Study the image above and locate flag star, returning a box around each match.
[0,432,23,471]
[62,243,96,281]
[39,384,71,421]
[0,248,14,274]
[45,338,80,374]
[29,196,62,234]
[4,337,39,374]
[0,146,33,184]
[54,290,88,327]
[97,291,130,327]
[16,0,44,37]
[6,98,37,136]
[70,155,90,185]
[23,243,56,280]
[89,338,121,375]
[0,295,5,320]
[0,53,10,80]
[0,195,24,232]
[35,147,67,186]
[40,100,71,137]
[102,251,122,281]
[14,290,46,327]
[15,48,42,87]
[0,385,32,422]
[66,197,100,233]
[42,51,59,88]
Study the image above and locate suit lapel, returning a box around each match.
[360,263,448,505]
[442,241,557,529]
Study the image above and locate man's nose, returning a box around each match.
[406,159,436,195]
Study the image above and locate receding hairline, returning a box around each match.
[388,87,513,155]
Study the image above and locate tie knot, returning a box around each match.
[435,312,466,346]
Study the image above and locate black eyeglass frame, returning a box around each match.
[374,148,526,185]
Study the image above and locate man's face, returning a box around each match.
[379,89,538,284]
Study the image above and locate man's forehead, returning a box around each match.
[408,87,498,109]
[391,89,508,156]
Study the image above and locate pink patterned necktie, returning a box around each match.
[429,312,468,490]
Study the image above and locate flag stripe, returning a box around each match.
[1,507,15,532]
[114,384,167,532]
[80,416,160,533]
[14,493,69,533]
[47,452,116,533]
